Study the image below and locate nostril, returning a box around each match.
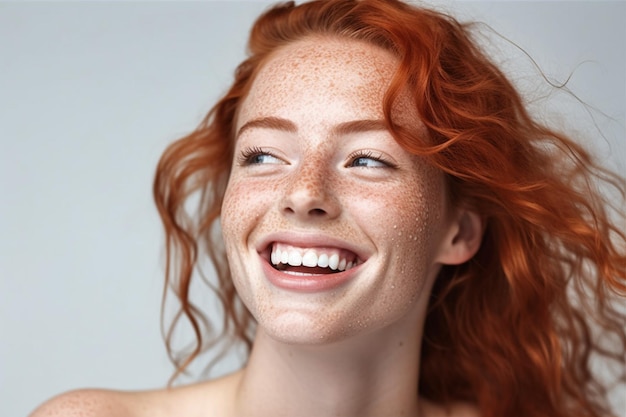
[308,208,327,216]
[281,188,339,219]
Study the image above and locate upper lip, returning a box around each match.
[255,231,371,263]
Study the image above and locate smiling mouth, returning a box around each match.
[269,242,362,275]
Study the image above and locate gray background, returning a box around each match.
[1,1,624,416]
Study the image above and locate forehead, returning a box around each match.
[236,37,403,131]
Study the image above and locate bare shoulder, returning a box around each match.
[29,372,242,417]
[29,389,140,417]
[28,387,191,417]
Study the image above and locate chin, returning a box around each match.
[256,309,362,346]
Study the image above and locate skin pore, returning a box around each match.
[30,37,483,417]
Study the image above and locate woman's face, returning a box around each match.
[221,37,457,344]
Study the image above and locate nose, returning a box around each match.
[281,159,341,221]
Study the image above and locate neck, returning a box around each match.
[234,312,426,417]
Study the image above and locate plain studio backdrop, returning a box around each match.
[1,1,624,416]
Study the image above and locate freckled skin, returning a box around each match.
[221,37,453,345]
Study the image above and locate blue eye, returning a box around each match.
[351,156,388,168]
[239,147,284,165]
[347,151,392,168]
[249,153,282,164]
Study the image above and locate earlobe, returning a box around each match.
[435,209,485,265]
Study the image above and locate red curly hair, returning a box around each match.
[153,1,626,416]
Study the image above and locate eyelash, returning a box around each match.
[346,150,395,168]
[237,147,395,168]
[237,146,281,166]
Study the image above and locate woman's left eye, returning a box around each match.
[347,151,392,168]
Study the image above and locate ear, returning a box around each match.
[435,208,484,265]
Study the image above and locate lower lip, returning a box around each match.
[261,259,360,292]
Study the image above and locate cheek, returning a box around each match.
[221,178,266,242]
[220,178,270,299]
[400,178,446,288]
[359,169,445,284]
[354,172,443,244]
[400,175,445,261]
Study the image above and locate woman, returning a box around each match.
[31,1,625,416]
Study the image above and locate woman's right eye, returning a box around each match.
[238,147,284,166]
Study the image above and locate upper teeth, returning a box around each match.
[270,243,359,272]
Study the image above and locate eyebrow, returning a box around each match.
[236,117,297,138]
[236,117,388,139]
[334,119,388,136]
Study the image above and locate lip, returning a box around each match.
[256,231,370,292]
[261,257,362,292]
